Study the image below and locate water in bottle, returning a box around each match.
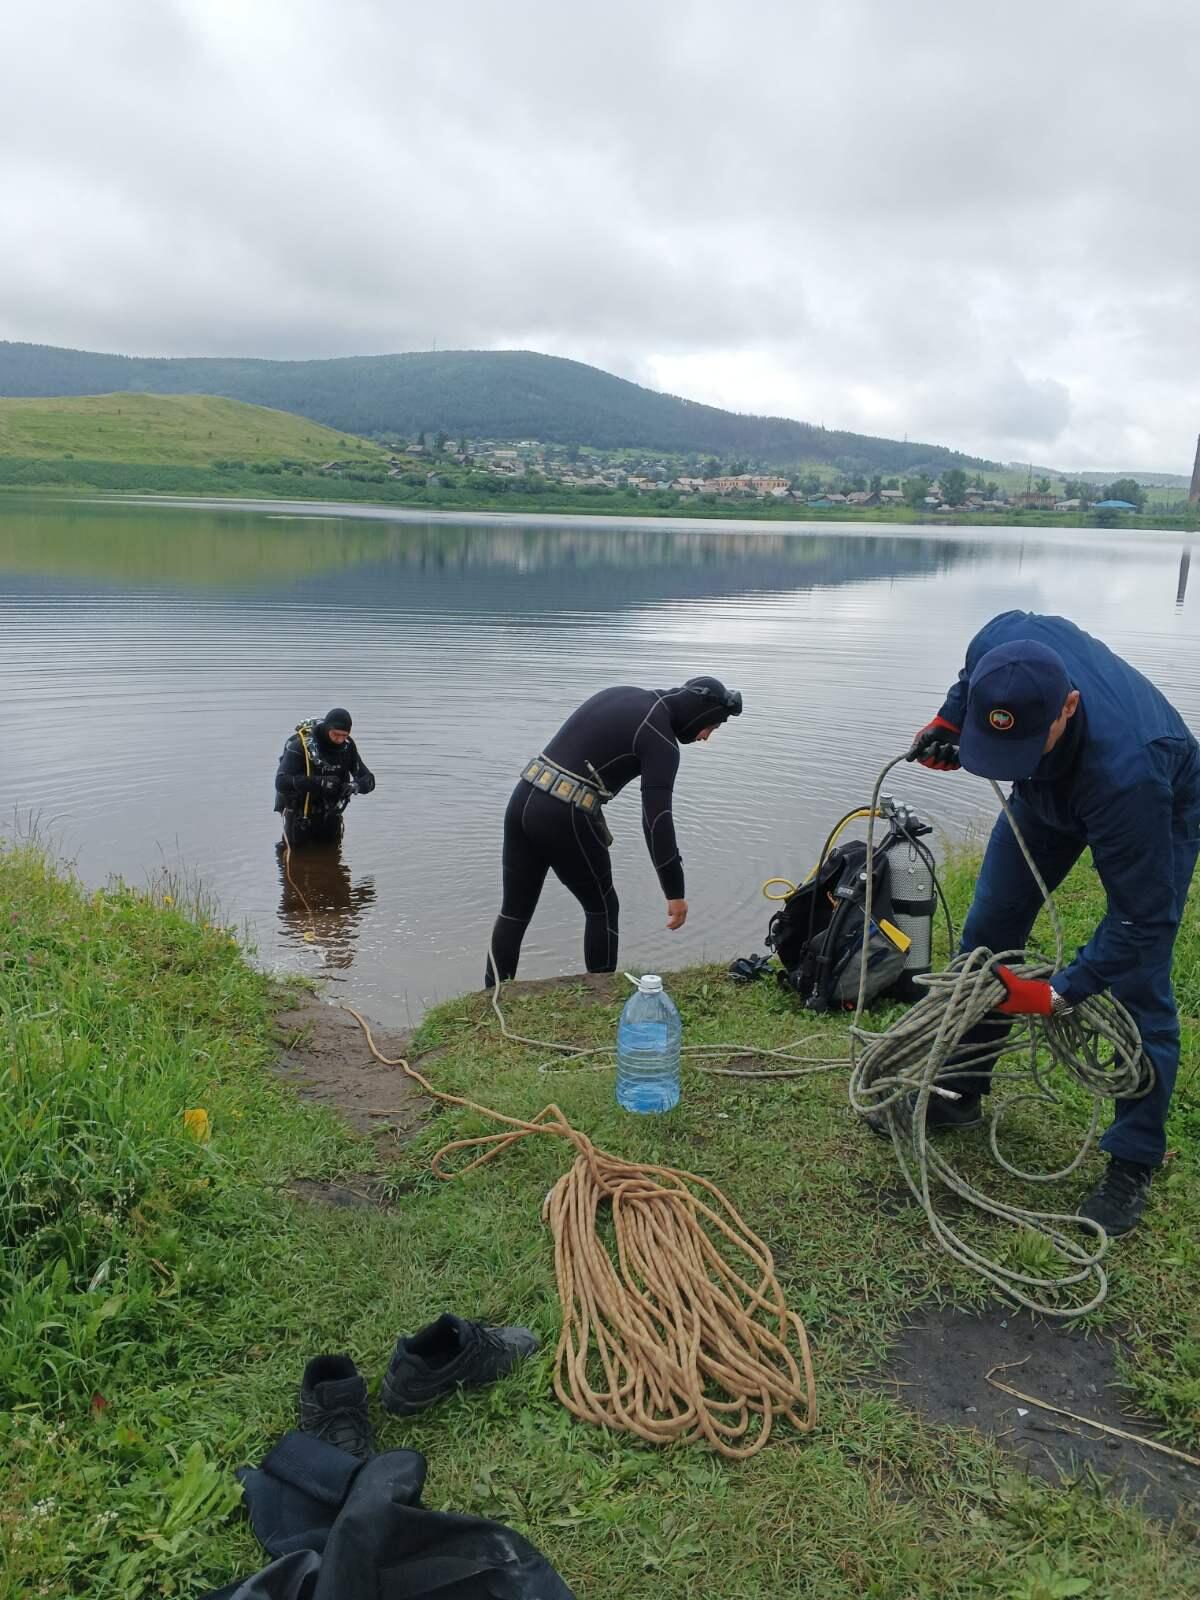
[616,974,681,1113]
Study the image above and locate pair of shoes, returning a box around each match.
[728,953,772,984]
[299,1314,539,1458]
[1076,1157,1154,1237]
[864,1089,984,1138]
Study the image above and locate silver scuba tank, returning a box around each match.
[879,795,935,1000]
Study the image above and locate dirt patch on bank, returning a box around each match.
[885,1305,1200,1524]
[488,971,623,1006]
[271,988,428,1151]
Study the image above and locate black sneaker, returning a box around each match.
[865,1089,983,1137]
[381,1313,539,1416]
[298,1354,374,1459]
[1077,1157,1154,1237]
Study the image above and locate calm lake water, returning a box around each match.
[2,494,1196,1025]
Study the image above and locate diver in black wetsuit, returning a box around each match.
[485,676,742,985]
[274,708,376,849]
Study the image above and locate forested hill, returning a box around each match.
[0,341,992,476]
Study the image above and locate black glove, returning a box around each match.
[319,775,347,798]
[906,717,961,771]
[354,771,376,795]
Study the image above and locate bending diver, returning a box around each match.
[485,676,743,985]
[274,707,376,849]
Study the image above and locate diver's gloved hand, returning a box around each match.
[318,775,347,798]
[993,964,1055,1016]
[354,772,376,795]
[907,716,962,771]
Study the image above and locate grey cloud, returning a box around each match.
[0,0,1197,469]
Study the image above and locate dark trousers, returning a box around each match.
[947,794,1199,1167]
[486,783,619,984]
[281,808,344,849]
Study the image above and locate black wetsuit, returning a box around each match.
[274,724,375,848]
[487,682,726,983]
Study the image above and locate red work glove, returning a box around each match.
[994,964,1055,1016]
[906,716,961,771]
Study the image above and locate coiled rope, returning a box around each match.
[345,1007,816,1457]
[847,755,1149,1317]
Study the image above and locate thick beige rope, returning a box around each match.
[344,1006,816,1458]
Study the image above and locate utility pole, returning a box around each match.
[1189,432,1200,504]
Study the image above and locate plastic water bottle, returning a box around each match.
[616,974,681,1113]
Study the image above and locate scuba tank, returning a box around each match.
[762,795,938,1010]
[877,794,935,1002]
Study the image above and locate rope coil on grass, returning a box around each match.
[345,1008,816,1458]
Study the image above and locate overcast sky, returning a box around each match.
[2,0,1197,471]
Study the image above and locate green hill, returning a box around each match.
[0,341,994,477]
[0,392,384,467]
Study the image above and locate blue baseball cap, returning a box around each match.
[959,640,1072,780]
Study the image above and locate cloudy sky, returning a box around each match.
[2,0,1197,471]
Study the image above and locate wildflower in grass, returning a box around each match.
[183,1107,211,1143]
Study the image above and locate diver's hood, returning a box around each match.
[314,706,353,755]
[658,676,743,744]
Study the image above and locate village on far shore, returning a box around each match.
[316,430,1176,517]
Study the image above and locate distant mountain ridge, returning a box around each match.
[0,341,995,477]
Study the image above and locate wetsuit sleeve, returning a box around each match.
[1054,779,1180,1003]
[275,740,309,798]
[634,718,684,900]
[349,741,375,793]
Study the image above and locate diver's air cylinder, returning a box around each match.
[882,812,935,1002]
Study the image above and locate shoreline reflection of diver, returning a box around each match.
[275,839,377,969]
[274,707,376,849]
[485,676,743,986]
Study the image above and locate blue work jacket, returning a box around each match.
[938,611,1200,1003]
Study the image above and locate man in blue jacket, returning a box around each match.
[907,611,1200,1235]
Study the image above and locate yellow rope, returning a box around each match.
[344,1006,817,1458]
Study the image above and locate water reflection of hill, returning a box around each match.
[293,525,988,616]
[0,498,992,611]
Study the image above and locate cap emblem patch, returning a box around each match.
[989,708,1015,732]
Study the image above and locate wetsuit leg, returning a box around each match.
[1101,824,1200,1166]
[943,796,1085,1096]
[487,784,551,985]
[545,805,620,973]
[283,810,342,849]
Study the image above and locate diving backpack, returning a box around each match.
[765,805,936,1012]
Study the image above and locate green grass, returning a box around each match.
[0,393,386,467]
[1,842,1198,1597]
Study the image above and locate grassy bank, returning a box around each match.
[0,393,387,469]
[2,842,1198,1597]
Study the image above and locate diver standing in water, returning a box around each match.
[485,676,742,985]
[274,707,376,849]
